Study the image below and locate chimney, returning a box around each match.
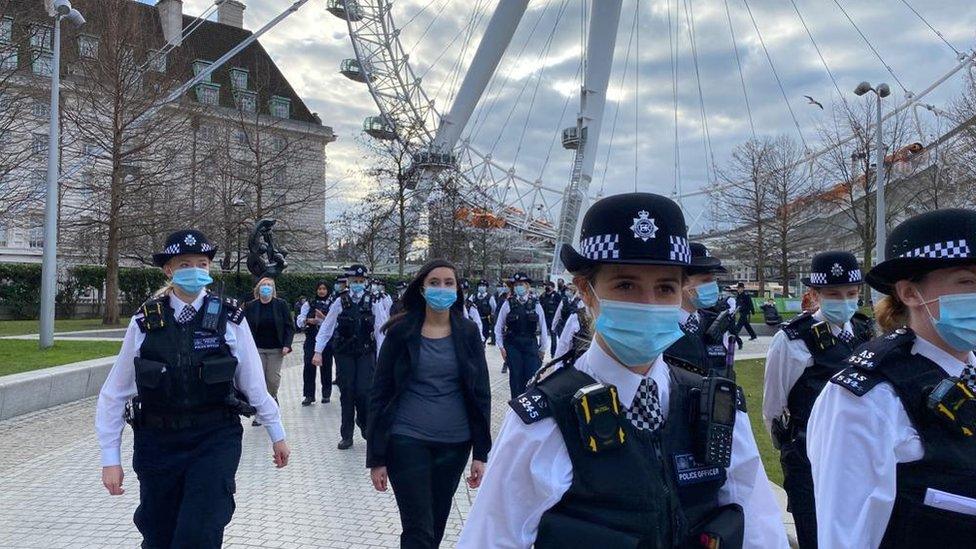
[156,0,184,47]
[218,0,246,29]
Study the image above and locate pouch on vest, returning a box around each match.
[201,355,238,384]
[927,378,976,437]
[688,503,744,549]
[134,357,166,389]
[536,511,645,549]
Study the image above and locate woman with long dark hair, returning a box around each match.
[366,259,492,549]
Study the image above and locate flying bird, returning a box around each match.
[804,95,824,110]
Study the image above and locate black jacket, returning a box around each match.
[244,297,296,350]
[366,310,492,468]
[735,292,754,315]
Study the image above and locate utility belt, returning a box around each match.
[537,504,744,549]
[125,395,255,431]
[770,413,806,451]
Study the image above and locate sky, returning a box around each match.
[160,0,976,232]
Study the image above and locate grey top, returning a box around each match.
[391,335,472,443]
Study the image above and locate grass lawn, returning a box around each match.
[0,339,121,377]
[736,357,783,486]
[0,318,127,337]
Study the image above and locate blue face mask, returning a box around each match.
[424,287,457,311]
[819,297,858,326]
[691,281,720,309]
[923,292,976,352]
[259,285,273,298]
[514,285,528,297]
[172,267,212,295]
[349,282,367,295]
[593,293,685,367]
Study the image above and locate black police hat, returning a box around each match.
[511,272,532,283]
[867,208,976,294]
[477,279,488,287]
[801,251,863,288]
[560,193,690,273]
[153,230,217,267]
[688,242,727,275]
[396,281,407,290]
[344,264,369,278]
[461,279,470,290]
[336,276,348,284]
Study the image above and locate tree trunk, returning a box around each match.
[102,167,123,325]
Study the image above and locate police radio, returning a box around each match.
[694,377,737,467]
[200,281,225,332]
[572,383,626,453]
[927,378,976,437]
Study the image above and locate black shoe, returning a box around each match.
[749,336,758,341]
[321,397,330,403]
[337,439,353,450]
[301,397,314,406]
[252,420,261,427]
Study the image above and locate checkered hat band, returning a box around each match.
[163,243,180,254]
[162,243,213,255]
[899,239,971,259]
[809,272,828,285]
[580,234,620,260]
[669,236,691,264]
[848,268,862,283]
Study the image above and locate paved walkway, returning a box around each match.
[0,336,789,548]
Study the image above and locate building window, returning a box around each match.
[148,50,167,72]
[195,82,220,106]
[32,51,53,76]
[0,224,7,247]
[234,90,256,113]
[192,59,213,82]
[269,96,290,119]
[230,68,248,90]
[78,35,99,59]
[235,130,249,147]
[198,125,218,143]
[31,170,46,195]
[32,133,47,155]
[271,136,287,152]
[0,46,19,71]
[28,223,44,248]
[32,99,50,118]
[0,17,12,45]
[82,143,100,157]
[30,25,53,51]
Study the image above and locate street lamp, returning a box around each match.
[38,0,84,349]
[854,81,890,305]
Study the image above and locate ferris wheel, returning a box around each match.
[325,0,975,274]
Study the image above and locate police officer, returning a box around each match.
[552,299,589,359]
[390,281,408,316]
[312,264,389,449]
[540,280,562,356]
[459,278,485,337]
[494,272,550,398]
[371,278,394,312]
[808,209,976,548]
[664,243,740,379]
[552,281,583,340]
[296,280,336,406]
[458,193,787,548]
[334,276,348,294]
[470,279,496,344]
[761,250,872,549]
[95,230,290,548]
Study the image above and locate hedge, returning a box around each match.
[0,263,413,319]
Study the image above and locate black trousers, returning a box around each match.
[335,350,375,440]
[735,313,757,339]
[302,334,333,400]
[780,441,817,549]
[505,336,542,399]
[132,418,243,549]
[479,314,492,343]
[387,435,472,549]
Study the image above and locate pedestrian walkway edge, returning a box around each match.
[0,355,117,420]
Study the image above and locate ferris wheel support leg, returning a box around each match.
[550,0,623,278]
[431,0,529,153]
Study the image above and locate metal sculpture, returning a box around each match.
[246,219,288,279]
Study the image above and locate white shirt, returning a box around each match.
[296,298,331,329]
[94,292,285,467]
[465,302,484,340]
[493,297,550,352]
[762,309,852,434]
[313,292,389,354]
[807,335,975,549]
[457,343,789,549]
[553,305,586,358]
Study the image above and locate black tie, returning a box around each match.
[177,304,197,324]
[962,364,976,393]
[838,330,856,347]
[685,315,701,334]
[625,377,664,432]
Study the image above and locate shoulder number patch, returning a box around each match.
[225,300,245,325]
[830,367,883,397]
[509,387,552,424]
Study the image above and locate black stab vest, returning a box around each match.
[505,296,540,339]
[333,293,376,356]
[136,298,237,415]
[555,296,582,335]
[473,294,494,318]
[305,297,332,336]
[664,309,730,377]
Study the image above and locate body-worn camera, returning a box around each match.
[694,377,737,467]
[927,378,976,437]
[572,383,626,453]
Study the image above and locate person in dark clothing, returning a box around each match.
[244,278,295,415]
[390,281,408,316]
[734,283,758,340]
[367,259,492,549]
[539,281,562,357]
[297,281,336,405]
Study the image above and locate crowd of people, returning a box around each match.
[92,190,976,549]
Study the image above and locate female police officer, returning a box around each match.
[458,193,787,548]
[808,209,976,548]
[95,230,290,548]
[494,272,550,398]
[761,250,873,549]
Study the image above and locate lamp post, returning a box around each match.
[854,81,890,305]
[38,0,84,349]
[232,197,247,299]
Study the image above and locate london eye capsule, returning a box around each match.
[326,0,363,22]
[363,115,396,140]
[340,58,370,83]
[561,126,580,150]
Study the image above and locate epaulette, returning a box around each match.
[781,312,816,340]
[829,367,886,397]
[528,360,565,387]
[509,385,553,424]
[224,297,245,325]
[134,298,166,333]
[830,327,915,396]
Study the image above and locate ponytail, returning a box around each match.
[152,281,175,299]
[874,294,909,332]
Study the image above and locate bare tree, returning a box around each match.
[766,135,817,296]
